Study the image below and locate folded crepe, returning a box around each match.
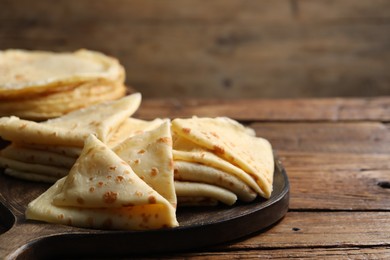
[0,94,142,182]
[0,93,141,146]
[171,117,274,199]
[174,161,256,202]
[175,181,237,206]
[113,120,176,208]
[26,135,178,230]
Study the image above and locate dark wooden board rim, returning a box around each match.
[0,159,289,259]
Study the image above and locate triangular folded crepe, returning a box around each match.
[172,117,274,199]
[0,93,141,146]
[173,136,261,195]
[26,135,178,230]
[113,121,176,208]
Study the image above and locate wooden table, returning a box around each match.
[134,97,390,258]
[1,97,389,258]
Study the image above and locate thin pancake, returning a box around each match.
[174,160,257,202]
[113,121,176,207]
[26,134,178,230]
[172,117,274,198]
[175,181,237,206]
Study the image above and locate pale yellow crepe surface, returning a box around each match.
[26,135,178,230]
[113,121,177,207]
[172,117,274,198]
[0,49,125,98]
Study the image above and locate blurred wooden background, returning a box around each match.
[1,0,389,98]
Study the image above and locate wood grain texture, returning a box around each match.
[135,97,390,121]
[142,247,390,259]
[1,0,389,98]
[1,97,390,258]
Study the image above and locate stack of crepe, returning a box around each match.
[0,49,129,120]
[0,94,275,230]
[0,93,179,230]
[172,117,274,206]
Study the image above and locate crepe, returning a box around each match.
[174,161,257,202]
[1,144,76,168]
[107,117,165,148]
[0,49,124,99]
[0,80,126,120]
[0,49,128,120]
[0,93,141,146]
[171,117,274,199]
[26,135,178,230]
[175,181,237,206]
[113,121,176,207]
[173,136,261,195]
[0,156,68,180]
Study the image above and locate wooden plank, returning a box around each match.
[288,169,390,210]
[149,247,390,259]
[279,151,390,210]
[225,212,390,249]
[135,97,390,121]
[1,0,389,98]
[252,122,390,154]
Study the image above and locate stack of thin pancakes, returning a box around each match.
[0,49,128,120]
[0,94,179,230]
[0,94,274,230]
[171,117,274,206]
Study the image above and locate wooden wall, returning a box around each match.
[1,0,389,98]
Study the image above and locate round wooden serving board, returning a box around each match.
[0,158,289,259]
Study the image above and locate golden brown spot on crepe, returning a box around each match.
[57,214,64,220]
[157,137,171,144]
[169,159,174,169]
[150,167,159,177]
[106,175,112,179]
[182,128,191,134]
[213,145,225,155]
[133,159,140,164]
[103,191,117,204]
[135,191,143,197]
[116,175,124,182]
[148,195,157,204]
[97,181,104,187]
[142,213,151,223]
[18,123,27,129]
[210,132,219,138]
[14,74,24,80]
[102,218,113,229]
[138,149,146,154]
[77,197,85,205]
[109,166,117,171]
[89,187,95,192]
[123,170,130,174]
[120,161,128,166]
